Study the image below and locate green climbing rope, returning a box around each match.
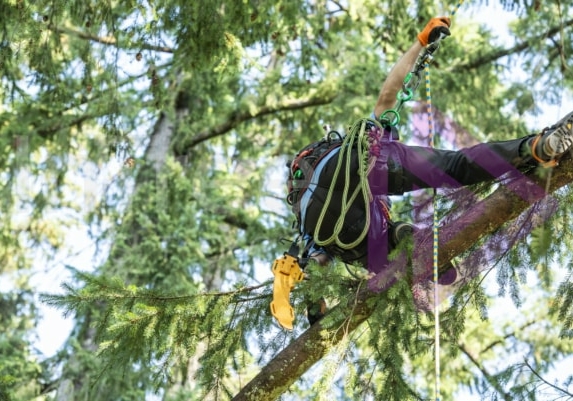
[313,118,381,249]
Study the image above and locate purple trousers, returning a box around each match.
[378,135,535,195]
[304,134,537,270]
[366,134,538,281]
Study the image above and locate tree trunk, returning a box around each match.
[55,99,187,400]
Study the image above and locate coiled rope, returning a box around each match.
[313,118,380,249]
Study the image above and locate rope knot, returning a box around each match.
[368,124,383,157]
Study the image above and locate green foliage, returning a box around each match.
[42,268,274,397]
[553,269,573,339]
[0,285,44,401]
[1,0,573,400]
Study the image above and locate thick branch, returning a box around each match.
[436,158,573,265]
[178,92,336,152]
[453,19,573,72]
[233,158,573,401]
[232,284,378,401]
[48,24,175,53]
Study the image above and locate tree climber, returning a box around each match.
[272,17,573,328]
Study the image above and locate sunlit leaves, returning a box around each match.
[2,0,573,400]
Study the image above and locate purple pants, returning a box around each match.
[367,134,539,285]
[303,135,537,271]
[378,136,535,195]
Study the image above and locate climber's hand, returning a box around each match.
[417,17,451,46]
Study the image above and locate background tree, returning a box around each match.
[1,0,573,400]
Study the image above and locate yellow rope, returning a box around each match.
[425,62,442,401]
[450,0,466,17]
[429,4,466,400]
[313,118,378,249]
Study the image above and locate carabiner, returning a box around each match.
[397,88,413,102]
[379,109,400,127]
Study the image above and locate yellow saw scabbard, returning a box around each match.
[270,253,304,330]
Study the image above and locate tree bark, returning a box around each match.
[55,95,186,400]
[233,157,573,401]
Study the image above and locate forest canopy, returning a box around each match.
[1,1,573,400]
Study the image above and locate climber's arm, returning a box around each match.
[373,42,423,119]
[372,17,451,119]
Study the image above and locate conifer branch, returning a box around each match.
[523,358,573,397]
[179,92,337,151]
[458,342,512,401]
[232,284,377,401]
[67,61,173,112]
[453,19,573,72]
[48,24,175,53]
[42,276,271,306]
[480,320,536,353]
[35,113,100,139]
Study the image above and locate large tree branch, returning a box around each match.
[434,160,573,266]
[233,158,573,401]
[178,92,337,152]
[48,24,175,53]
[232,282,378,401]
[453,19,573,72]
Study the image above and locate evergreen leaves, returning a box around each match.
[42,269,274,393]
[553,269,573,339]
[1,0,573,400]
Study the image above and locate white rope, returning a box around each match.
[424,63,441,401]
[425,4,466,399]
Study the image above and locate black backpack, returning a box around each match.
[286,120,386,267]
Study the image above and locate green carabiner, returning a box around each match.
[379,109,400,127]
[397,87,413,102]
[403,72,413,86]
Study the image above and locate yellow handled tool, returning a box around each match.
[270,253,304,330]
